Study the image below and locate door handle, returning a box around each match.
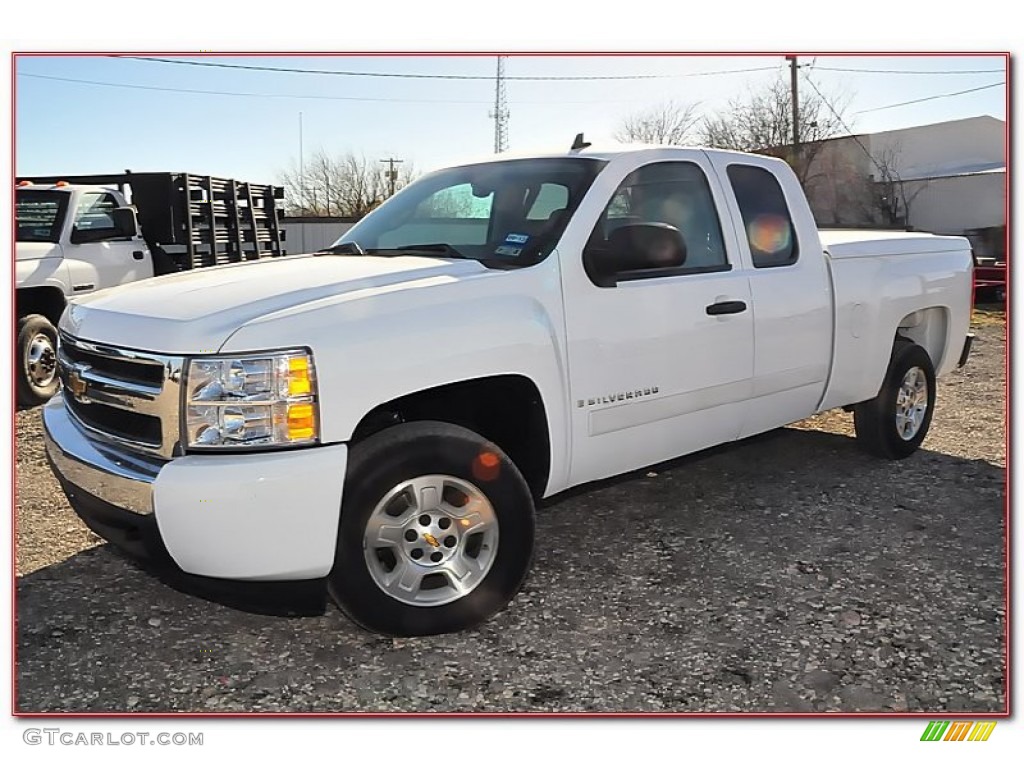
[132,250,145,260]
[706,300,747,316]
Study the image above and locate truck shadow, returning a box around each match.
[16,425,1006,714]
[542,425,1004,506]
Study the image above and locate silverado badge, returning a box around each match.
[67,368,89,401]
[577,386,660,408]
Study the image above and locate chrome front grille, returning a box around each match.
[57,332,184,459]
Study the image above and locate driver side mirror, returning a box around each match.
[584,222,688,287]
[111,206,139,239]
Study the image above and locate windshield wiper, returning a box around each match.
[314,241,366,255]
[366,243,468,259]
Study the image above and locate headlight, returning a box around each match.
[184,350,318,449]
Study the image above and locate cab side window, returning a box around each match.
[727,164,799,268]
[587,161,729,283]
[72,192,124,242]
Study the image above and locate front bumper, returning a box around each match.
[42,393,349,614]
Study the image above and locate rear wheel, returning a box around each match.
[17,314,59,407]
[329,421,535,636]
[853,340,936,459]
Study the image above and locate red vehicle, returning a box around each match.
[966,226,1007,303]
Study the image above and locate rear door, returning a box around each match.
[64,191,152,294]
[561,154,756,484]
[706,154,833,437]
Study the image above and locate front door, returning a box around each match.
[562,156,755,485]
[64,191,151,294]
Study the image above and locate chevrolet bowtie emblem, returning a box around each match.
[423,533,440,548]
[67,369,88,400]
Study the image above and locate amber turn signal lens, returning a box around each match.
[288,356,312,396]
[287,402,316,441]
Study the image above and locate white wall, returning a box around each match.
[283,221,355,254]
[905,171,1005,234]
[867,115,1005,180]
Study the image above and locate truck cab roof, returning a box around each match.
[15,181,107,193]
[447,143,788,169]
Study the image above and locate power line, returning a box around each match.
[20,69,1007,121]
[114,55,778,81]
[16,71,767,106]
[800,71,885,175]
[811,65,1005,75]
[854,81,1005,114]
[17,72,490,103]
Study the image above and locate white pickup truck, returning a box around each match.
[15,173,285,407]
[16,181,152,406]
[42,143,974,636]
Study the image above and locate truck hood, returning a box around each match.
[60,253,489,353]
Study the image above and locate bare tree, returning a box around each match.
[872,142,928,228]
[699,76,848,186]
[281,150,416,216]
[806,142,875,227]
[614,100,701,146]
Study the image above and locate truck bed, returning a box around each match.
[820,229,970,259]
[818,229,973,413]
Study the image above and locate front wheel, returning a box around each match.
[329,421,535,636]
[853,340,936,459]
[17,314,59,407]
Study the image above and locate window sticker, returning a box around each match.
[504,233,530,244]
[493,245,523,257]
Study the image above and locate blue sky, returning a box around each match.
[14,54,1007,183]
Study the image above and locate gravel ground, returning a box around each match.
[15,313,1006,713]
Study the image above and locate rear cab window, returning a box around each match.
[15,189,71,243]
[726,164,799,268]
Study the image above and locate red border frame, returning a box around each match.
[10,51,1012,718]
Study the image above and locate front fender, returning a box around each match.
[220,260,571,494]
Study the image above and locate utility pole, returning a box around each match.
[379,157,404,198]
[489,55,510,154]
[298,112,305,207]
[298,112,306,252]
[786,56,800,169]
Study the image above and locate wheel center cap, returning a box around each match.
[423,533,440,548]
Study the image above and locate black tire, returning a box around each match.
[853,340,936,459]
[17,314,59,407]
[329,421,535,636]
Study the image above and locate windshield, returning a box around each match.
[16,189,70,243]
[332,157,607,266]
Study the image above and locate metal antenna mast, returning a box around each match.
[489,56,510,153]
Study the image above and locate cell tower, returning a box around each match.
[489,56,510,154]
